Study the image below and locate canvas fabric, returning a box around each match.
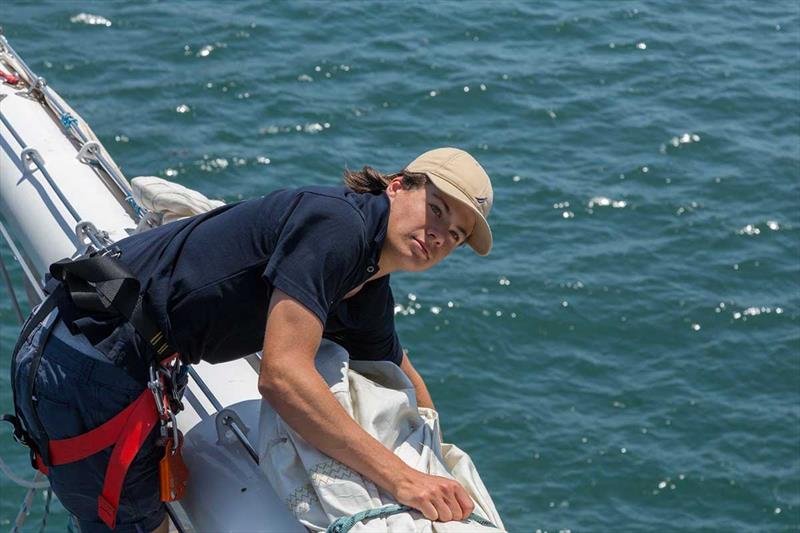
[131,176,226,223]
[257,343,505,532]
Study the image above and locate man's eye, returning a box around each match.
[450,230,460,242]
[430,204,442,217]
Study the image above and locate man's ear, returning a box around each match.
[385,176,404,198]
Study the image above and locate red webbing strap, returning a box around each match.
[47,392,148,465]
[34,453,49,475]
[97,391,159,529]
[42,389,158,529]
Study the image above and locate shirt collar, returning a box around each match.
[352,190,389,278]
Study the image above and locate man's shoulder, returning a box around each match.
[283,186,370,228]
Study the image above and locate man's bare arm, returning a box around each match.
[257,289,473,522]
[400,350,435,410]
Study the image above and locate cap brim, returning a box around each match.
[427,175,492,256]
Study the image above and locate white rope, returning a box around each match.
[0,454,50,489]
[11,473,48,533]
[12,486,35,533]
[37,488,53,533]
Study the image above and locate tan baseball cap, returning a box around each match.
[406,147,493,255]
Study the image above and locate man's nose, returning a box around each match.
[429,219,451,247]
[427,226,444,248]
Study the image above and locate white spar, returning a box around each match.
[0,36,304,532]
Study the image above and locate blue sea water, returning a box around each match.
[1,1,799,531]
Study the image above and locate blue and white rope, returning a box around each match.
[326,504,499,533]
[59,112,78,129]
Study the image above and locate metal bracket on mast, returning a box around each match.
[25,76,46,98]
[75,220,115,253]
[20,147,43,172]
[215,408,250,444]
[214,408,259,464]
[77,140,100,163]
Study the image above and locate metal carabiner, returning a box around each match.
[147,365,167,420]
[167,411,180,452]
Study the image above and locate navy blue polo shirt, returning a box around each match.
[62,186,403,367]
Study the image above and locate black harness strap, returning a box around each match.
[49,254,176,359]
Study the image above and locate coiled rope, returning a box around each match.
[326,504,499,533]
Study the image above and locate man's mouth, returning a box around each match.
[413,237,429,260]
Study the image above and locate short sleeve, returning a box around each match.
[325,277,404,366]
[263,193,366,324]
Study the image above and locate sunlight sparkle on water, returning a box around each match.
[738,224,761,235]
[588,197,627,209]
[70,13,112,26]
[197,45,215,58]
[304,123,324,134]
[732,306,783,320]
[672,132,700,146]
[661,132,701,153]
[738,221,782,235]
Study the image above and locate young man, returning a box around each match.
[12,147,494,532]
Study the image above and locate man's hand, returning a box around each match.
[393,470,475,522]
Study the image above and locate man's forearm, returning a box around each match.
[260,358,414,494]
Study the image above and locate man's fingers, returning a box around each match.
[433,497,454,523]
[454,486,475,520]
[445,495,464,522]
[419,501,438,522]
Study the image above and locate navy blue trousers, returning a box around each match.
[13,317,165,533]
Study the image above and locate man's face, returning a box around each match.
[384,179,476,272]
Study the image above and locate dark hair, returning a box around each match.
[343,166,428,194]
